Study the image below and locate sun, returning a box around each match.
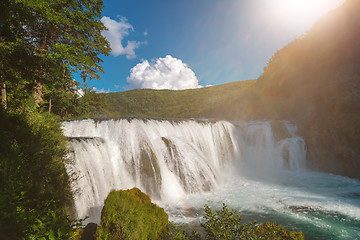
[266,0,345,29]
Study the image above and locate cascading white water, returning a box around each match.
[236,121,306,171]
[62,118,305,223]
[62,118,360,239]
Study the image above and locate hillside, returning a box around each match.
[225,0,360,178]
[88,80,255,119]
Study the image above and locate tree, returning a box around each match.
[0,0,110,109]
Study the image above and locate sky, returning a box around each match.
[89,0,345,93]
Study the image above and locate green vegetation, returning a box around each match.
[92,189,304,240]
[0,109,76,239]
[161,222,201,240]
[0,0,110,238]
[83,80,255,119]
[0,0,109,113]
[254,222,304,240]
[201,203,256,240]
[96,188,169,240]
[199,203,304,240]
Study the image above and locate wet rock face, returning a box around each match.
[299,120,360,179]
[79,223,98,240]
[139,144,162,199]
[270,121,292,141]
[161,137,216,193]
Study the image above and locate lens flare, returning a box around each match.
[266,0,345,29]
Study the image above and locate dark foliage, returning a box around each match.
[0,109,76,239]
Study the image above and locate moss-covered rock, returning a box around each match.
[96,188,168,240]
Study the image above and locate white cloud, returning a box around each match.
[93,87,110,93]
[126,55,203,90]
[101,16,142,59]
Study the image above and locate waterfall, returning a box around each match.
[236,121,306,171]
[62,118,306,223]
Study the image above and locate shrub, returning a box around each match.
[201,203,304,240]
[201,203,256,240]
[254,222,305,240]
[96,188,168,240]
[161,222,201,240]
[0,109,75,239]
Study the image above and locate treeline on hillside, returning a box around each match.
[84,80,256,119]
[0,0,110,238]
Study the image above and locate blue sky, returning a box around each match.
[89,0,345,93]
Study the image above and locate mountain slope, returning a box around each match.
[89,80,255,119]
[228,0,360,178]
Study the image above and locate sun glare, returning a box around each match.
[267,0,345,30]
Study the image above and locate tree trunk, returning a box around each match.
[1,81,7,109]
[34,79,43,108]
[34,31,47,109]
[48,98,52,113]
